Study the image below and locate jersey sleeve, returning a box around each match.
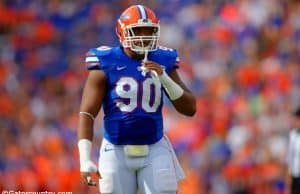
[84,46,112,73]
[174,53,180,69]
[161,48,180,74]
[85,49,101,70]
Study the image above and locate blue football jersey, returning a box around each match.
[85,46,179,145]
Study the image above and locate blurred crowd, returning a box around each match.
[0,0,300,194]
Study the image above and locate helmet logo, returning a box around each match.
[120,14,130,20]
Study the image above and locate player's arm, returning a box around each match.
[167,68,196,116]
[143,62,196,116]
[78,70,106,186]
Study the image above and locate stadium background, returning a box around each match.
[0,0,299,193]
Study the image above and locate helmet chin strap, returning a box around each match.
[141,51,158,78]
[143,50,148,61]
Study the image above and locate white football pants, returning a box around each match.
[98,136,185,194]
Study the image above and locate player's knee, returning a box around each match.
[99,171,114,194]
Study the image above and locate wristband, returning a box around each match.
[78,139,97,172]
[78,139,92,163]
[159,71,184,100]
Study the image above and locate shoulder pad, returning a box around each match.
[91,46,113,57]
[85,46,112,70]
[157,46,177,57]
[151,46,179,73]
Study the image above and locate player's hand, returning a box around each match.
[142,61,163,76]
[80,160,100,186]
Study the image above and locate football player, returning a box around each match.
[77,4,196,194]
